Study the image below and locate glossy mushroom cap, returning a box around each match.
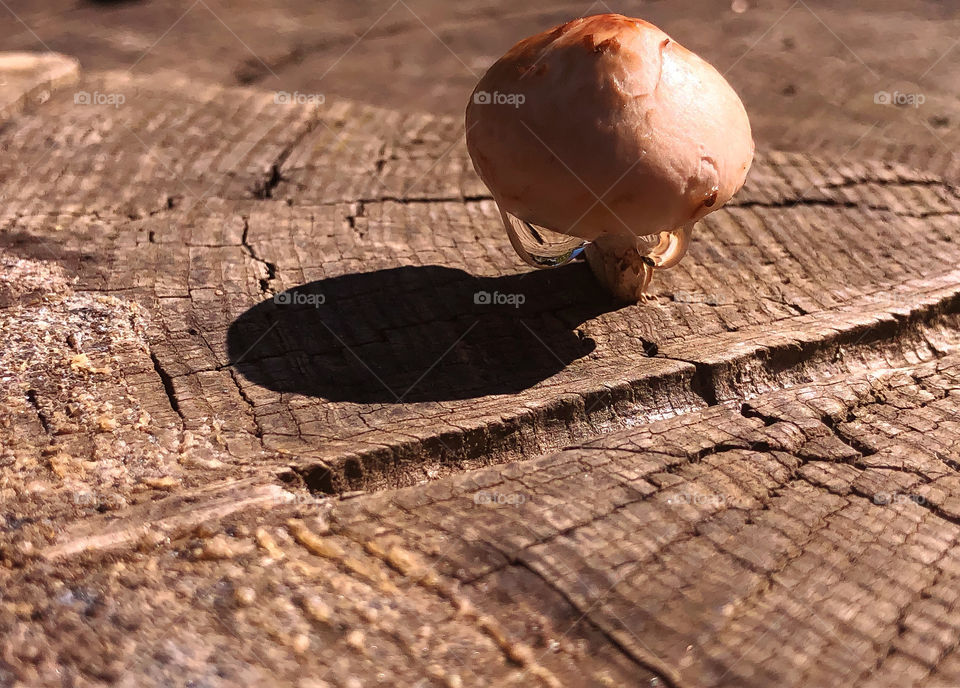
[465,14,754,301]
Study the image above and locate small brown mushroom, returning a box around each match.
[465,14,754,301]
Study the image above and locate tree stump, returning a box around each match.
[1,3,960,686]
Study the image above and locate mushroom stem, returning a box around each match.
[583,224,692,302]
[639,259,654,296]
[584,237,655,302]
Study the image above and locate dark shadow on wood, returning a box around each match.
[0,229,93,268]
[227,263,622,402]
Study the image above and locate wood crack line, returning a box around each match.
[729,197,960,219]
[391,383,958,684]
[149,350,184,423]
[511,557,687,688]
[297,273,960,494]
[253,108,322,199]
[853,526,960,687]
[354,518,686,688]
[291,522,564,688]
[240,216,278,294]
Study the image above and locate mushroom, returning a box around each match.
[465,13,754,301]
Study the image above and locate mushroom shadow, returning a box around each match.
[226,263,623,403]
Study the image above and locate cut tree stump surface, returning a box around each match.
[1,2,960,687]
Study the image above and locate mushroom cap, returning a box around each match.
[465,14,754,248]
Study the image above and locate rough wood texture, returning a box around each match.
[2,1,960,686]
[0,52,78,122]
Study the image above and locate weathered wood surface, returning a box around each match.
[2,2,960,686]
[0,52,78,123]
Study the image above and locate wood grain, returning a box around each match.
[1,2,960,686]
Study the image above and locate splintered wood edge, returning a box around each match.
[42,480,294,560]
[0,52,80,122]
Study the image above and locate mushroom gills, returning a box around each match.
[499,207,588,268]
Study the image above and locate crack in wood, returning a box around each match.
[150,350,184,423]
[240,216,278,294]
